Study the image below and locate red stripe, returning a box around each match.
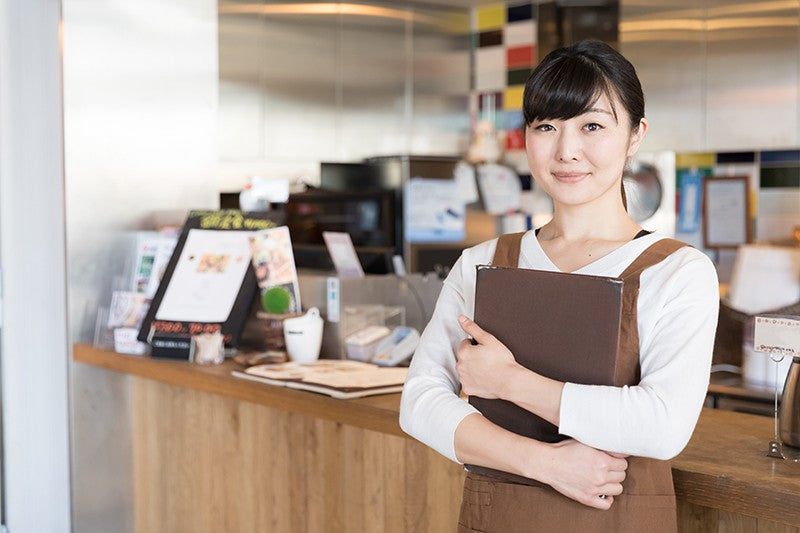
[506,45,535,68]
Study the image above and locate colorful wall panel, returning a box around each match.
[472,2,537,172]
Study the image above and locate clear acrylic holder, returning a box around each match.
[341,304,405,335]
[93,306,115,351]
[340,304,405,357]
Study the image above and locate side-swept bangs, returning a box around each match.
[522,53,616,127]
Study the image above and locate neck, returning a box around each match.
[541,191,639,243]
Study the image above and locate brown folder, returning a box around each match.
[466,264,624,485]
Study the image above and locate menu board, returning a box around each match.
[137,210,281,347]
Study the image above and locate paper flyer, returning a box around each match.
[248,226,302,313]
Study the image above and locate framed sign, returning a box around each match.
[702,176,751,249]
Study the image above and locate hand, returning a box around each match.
[539,439,628,510]
[455,314,520,399]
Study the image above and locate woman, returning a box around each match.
[399,39,718,532]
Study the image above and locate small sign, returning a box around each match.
[754,315,800,357]
[149,331,194,360]
[322,231,364,279]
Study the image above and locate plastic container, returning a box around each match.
[344,325,391,361]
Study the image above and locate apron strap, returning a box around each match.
[616,238,689,384]
[618,238,687,281]
[491,232,526,268]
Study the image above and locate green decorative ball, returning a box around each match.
[262,286,291,314]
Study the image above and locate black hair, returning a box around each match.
[522,39,644,131]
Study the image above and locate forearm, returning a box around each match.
[454,412,551,481]
[502,365,565,427]
[454,412,627,510]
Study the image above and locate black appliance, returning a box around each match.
[220,155,466,274]
[219,185,398,274]
[285,188,398,274]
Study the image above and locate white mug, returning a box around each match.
[283,307,324,364]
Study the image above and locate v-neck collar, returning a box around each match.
[519,229,661,275]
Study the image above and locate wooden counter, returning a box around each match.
[74,344,800,532]
[74,341,405,437]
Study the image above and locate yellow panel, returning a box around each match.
[476,4,505,31]
[504,85,524,110]
[676,152,715,168]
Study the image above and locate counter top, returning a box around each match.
[709,371,774,402]
[674,408,800,524]
[73,343,800,526]
[73,343,404,438]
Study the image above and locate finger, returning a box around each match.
[605,469,626,484]
[456,339,474,359]
[597,482,624,497]
[598,495,614,509]
[607,456,628,472]
[585,494,613,510]
[606,452,630,459]
[457,315,495,345]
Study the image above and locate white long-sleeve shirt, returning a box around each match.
[399,231,719,463]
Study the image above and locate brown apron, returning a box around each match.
[458,232,686,533]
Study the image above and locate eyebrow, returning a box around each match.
[584,107,613,116]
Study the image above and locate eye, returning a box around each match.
[584,122,603,132]
[533,123,555,132]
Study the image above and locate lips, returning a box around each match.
[551,171,589,183]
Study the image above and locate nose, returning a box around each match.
[555,127,581,162]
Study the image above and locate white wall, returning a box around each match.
[622,0,800,152]
[0,0,72,531]
[62,0,219,530]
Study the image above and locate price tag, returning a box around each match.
[754,316,800,357]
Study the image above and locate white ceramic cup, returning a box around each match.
[283,307,324,364]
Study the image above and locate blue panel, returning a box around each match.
[761,150,800,164]
[505,109,524,130]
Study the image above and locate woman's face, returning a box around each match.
[525,91,646,209]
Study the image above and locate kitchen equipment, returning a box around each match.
[780,356,800,449]
[624,151,675,235]
[754,314,800,461]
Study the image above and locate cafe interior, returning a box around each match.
[2,0,800,531]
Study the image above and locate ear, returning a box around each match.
[626,118,648,157]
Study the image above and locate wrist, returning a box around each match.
[501,362,529,403]
[516,438,555,484]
